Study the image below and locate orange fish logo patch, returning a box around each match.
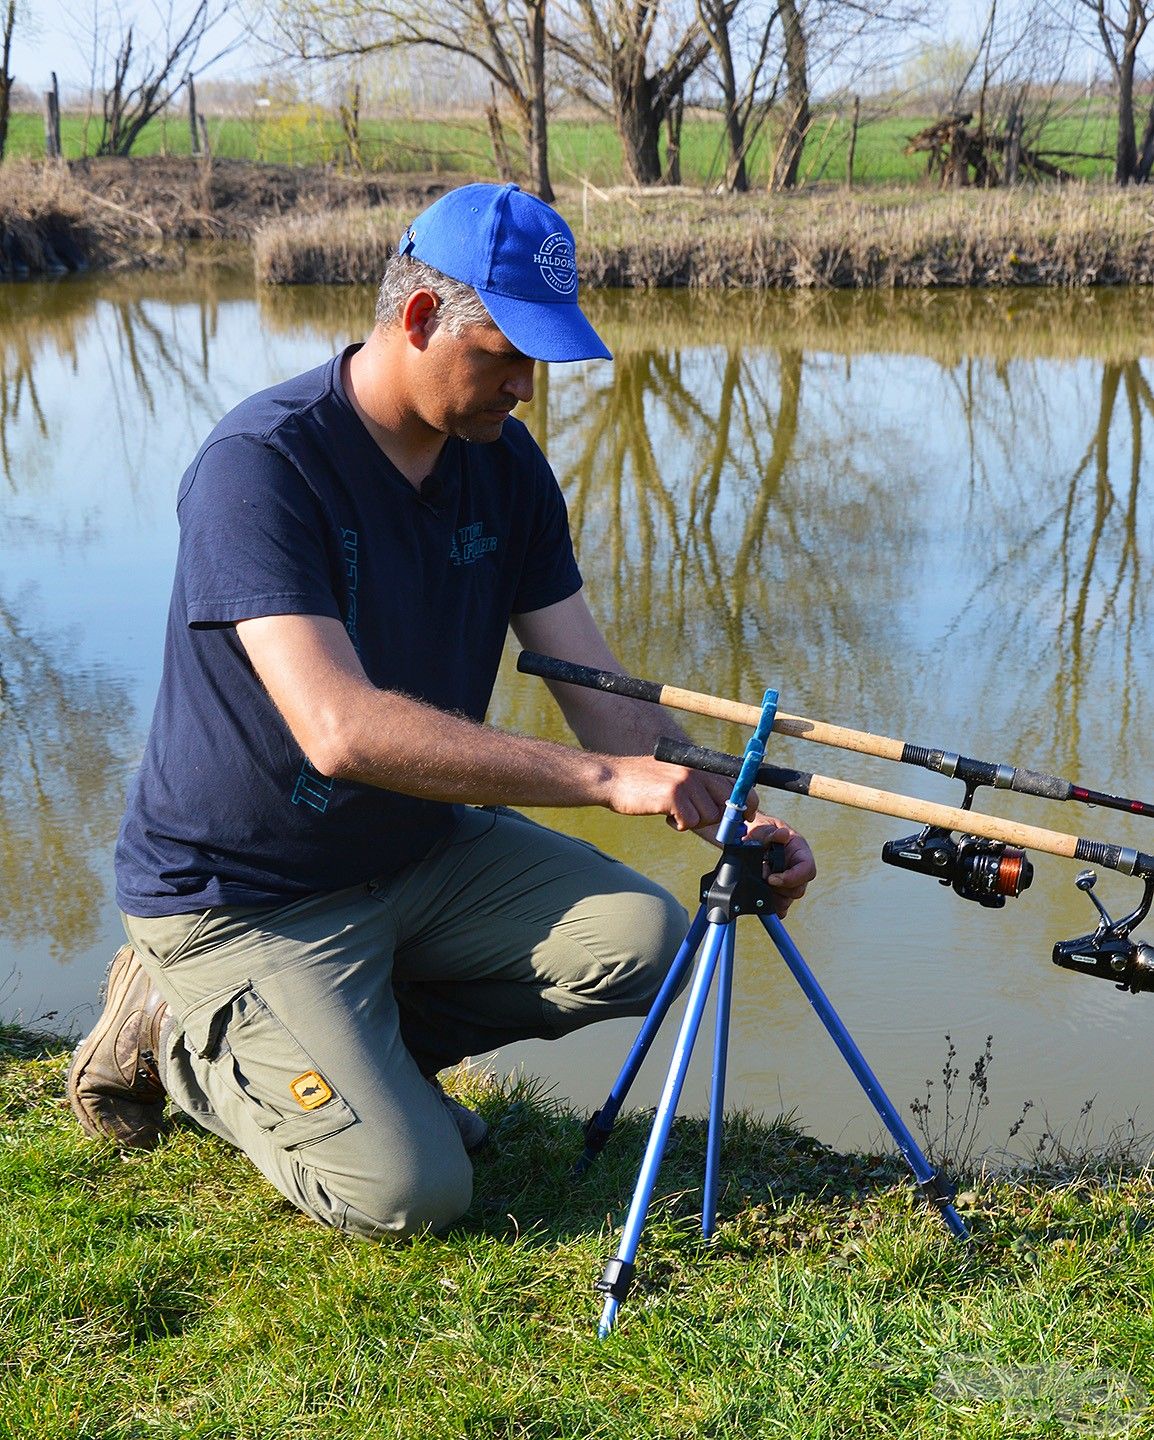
[290,1071,334,1110]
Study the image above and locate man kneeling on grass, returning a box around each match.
[68,182,815,1237]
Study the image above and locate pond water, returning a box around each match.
[2,264,1152,1162]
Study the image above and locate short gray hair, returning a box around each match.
[375,253,493,335]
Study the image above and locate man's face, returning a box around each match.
[419,319,536,444]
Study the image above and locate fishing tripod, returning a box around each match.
[581,688,969,1337]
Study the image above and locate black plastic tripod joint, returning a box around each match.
[594,1257,635,1303]
[915,1168,959,1213]
[700,842,787,925]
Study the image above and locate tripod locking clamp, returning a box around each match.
[594,1257,636,1303]
[701,842,787,926]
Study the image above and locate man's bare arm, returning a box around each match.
[234,612,722,830]
[511,592,817,912]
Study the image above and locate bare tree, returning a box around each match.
[695,0,786,191]
[693,0,937,195]
[1074,0,1154,182]
[0,0,17,160]
[551,0,715,186]
[86,0,243,157]
[770,0,809,189]
[905,1,1097,187]
[279,0,555,200]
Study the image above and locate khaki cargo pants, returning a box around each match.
[123,807,687,1240]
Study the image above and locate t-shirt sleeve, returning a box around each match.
[176,433,343,628]
[511,445,583,615]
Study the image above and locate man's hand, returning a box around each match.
[741,813,816,918]
[601,759,815,918]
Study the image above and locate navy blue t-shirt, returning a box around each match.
[115,347,582,916]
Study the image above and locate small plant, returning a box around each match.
[909,1032,1005,1174]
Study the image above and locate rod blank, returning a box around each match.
[654,739,1154,881]
[517,652,1154,820]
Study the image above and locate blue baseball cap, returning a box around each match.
[398,183,611,364]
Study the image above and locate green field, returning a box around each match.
[5,101,1121,187]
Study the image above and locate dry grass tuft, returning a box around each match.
[255,182,1154,290]
[0,160,165,274]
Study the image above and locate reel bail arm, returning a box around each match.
[1052,869,1154,994]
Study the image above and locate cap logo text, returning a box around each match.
[534,232,577,295]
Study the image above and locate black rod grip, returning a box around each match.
[516,651,663,705]
[1011,768,1074,802]
[654,738,815,798]
[654,737,739,775]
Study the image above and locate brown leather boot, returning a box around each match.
[67,945,170,1150]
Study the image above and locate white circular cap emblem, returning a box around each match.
[534,232,578,295]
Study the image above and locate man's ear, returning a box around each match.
[401,289,439,350]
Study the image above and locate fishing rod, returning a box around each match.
[517,652,1154,820]
[655,738,1154,995]
[516,652,1154,995]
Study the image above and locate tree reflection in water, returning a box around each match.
[505,291,1152,816]
[0,599,135,961]
[1,275,1151,1036]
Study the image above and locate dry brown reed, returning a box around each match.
[254,202,413,285]
[0,160,165,275]
[255,183,1154,291]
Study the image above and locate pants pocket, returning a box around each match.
[181,983,358,1152]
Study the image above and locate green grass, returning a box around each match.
[5,1023,1154,1438]
[4,102,1122,186]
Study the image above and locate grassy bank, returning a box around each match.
[256,182,1154,290]
[5,1022,1154,1438]
[6,157,1154,289]
[0,158,443,275]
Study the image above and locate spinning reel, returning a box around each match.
[1052,869,1154,994]
[881,828,1033,909]
[881,779,1033,909]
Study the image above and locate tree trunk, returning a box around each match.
[1003,103,1022,185]
[527,0,553,202]
[188,75,200,156]
[616,72,665,186]
[770,0,809,191]
[487,84,514,181]
[662,94,683,184]
[1136,91,1154,180]
[845,95,860,189]
[703,0,746,192]
[0,0,16,161]
[1116,50,1138,182]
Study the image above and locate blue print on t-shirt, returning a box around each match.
[450,521,498,566]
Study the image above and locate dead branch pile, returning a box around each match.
[905,114,1081,188]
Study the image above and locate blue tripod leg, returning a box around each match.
[595,919,731,1338]
[702,920,736,1239]
[574,906,709,1176]
[761,913,969,1240]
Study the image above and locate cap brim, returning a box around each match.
[478,289,612,363]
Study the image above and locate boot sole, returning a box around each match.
[66,946,156,1141]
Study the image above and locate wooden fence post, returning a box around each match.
[188,75,201,156]
[846,95,860,189]
[44,71,61,159]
